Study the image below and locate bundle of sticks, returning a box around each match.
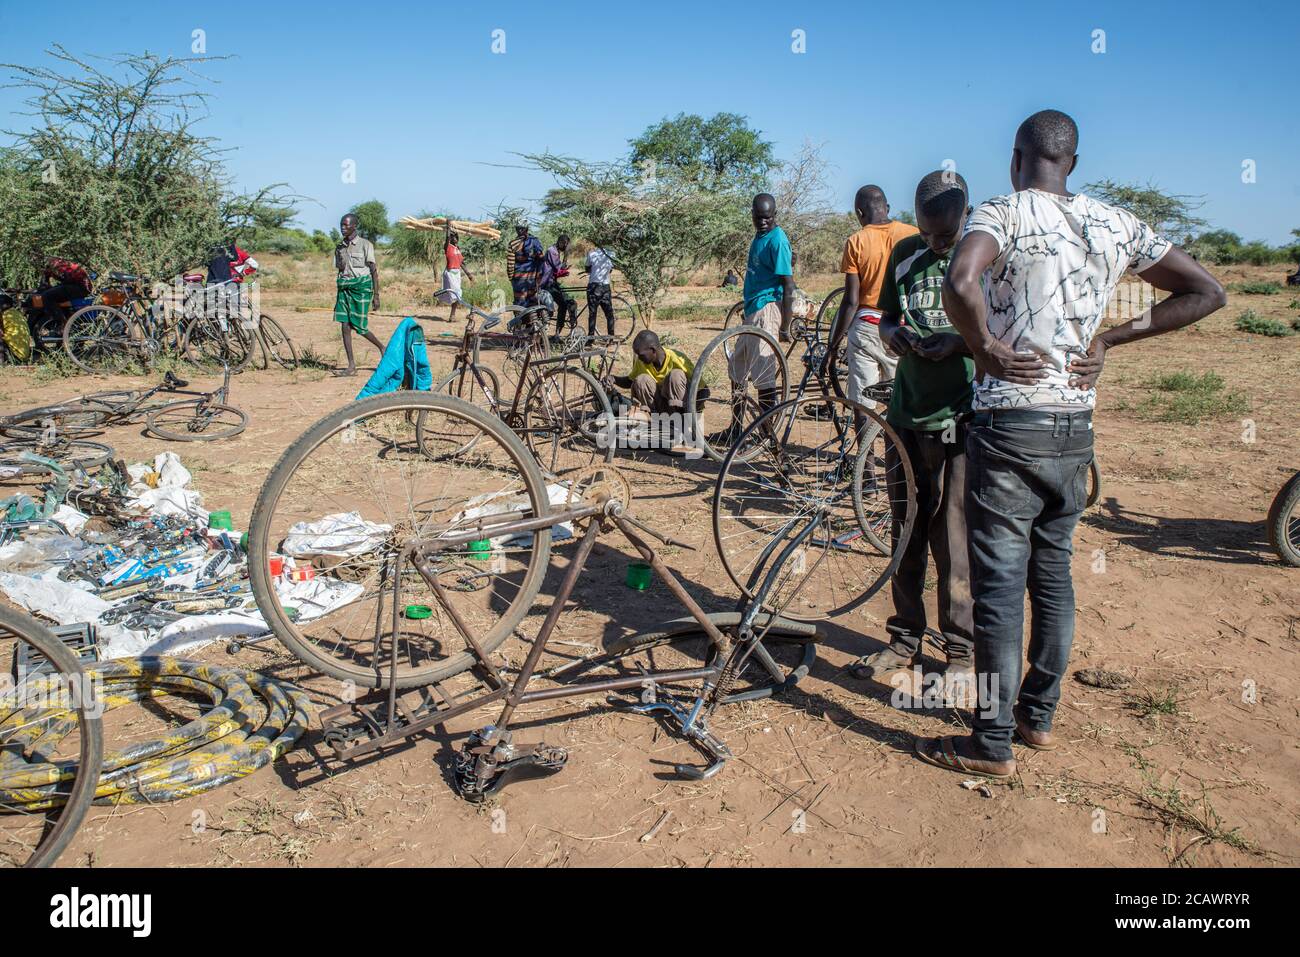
[397,215,501,241]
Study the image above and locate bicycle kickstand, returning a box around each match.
[608,684,733,781]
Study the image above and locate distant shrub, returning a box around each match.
[1137,371,1249,424]
[1229,280,1283,295]
[1235,310,1295,337]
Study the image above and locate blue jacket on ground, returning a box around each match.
[355,317,432,399]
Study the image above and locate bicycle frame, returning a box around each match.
[318,490,818,793]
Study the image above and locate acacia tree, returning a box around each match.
[529,152,742,322]
[629,112,775,195]
[1084,179,1208,242]
[0,46,291,286]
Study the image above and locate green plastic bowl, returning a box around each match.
[403,604,432,620]
[625,561,653,591]
[208,510,233,531]
[467,538,492,560]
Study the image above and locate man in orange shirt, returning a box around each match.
[826,185,919,434]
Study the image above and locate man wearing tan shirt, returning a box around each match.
[826,185,918,434]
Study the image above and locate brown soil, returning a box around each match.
[2,262,1297,868]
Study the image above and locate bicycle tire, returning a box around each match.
[685,325,791,464]
[0,439,114,475]
[257,315,299,370]
[145,400,247,442]
[520,364,614,479]
[1267,470,1300,567]
[712,394,916,621]
[813,286,845,344]
[62,305,142,375]
[1,401,112,439]
[723,300,745,334]
[0,605,103,868]
[248,392,553,688]
[849,420,890,554]
[180,314,255,373]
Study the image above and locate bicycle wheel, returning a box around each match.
[1,400,113,440]
[257,315,299,370]
[686,325,790,464]
[521,365,614,481]
[813,286,845,344]
[146,400,247,442]
[713,395,915,621]
[0,438,114,475]
[1267,470,1300,567]
[62,305,141,375]
[850,419,892,554]
[610,295,640,342]
[181,314,255,372]
[422,364,504,455]
[722,300,745,334]
[248,392,553,689]
[0,606,104,868]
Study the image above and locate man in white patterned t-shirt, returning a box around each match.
[913,110,1226,780]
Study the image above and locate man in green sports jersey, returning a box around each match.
[850,170,976,691]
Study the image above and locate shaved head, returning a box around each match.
[915,171,968,220]
[1015,109,1079,163]
[751,192,777,234]
[632,329,659,351]
[854,184,890,225]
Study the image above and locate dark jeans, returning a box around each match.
[965,409,1094,761]
[587,282,615,335]
[885,423,974,661]
[544,281,576,331]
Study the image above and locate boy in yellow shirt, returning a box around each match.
[610,329,694,413]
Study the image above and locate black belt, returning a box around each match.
[971,408,1093,435]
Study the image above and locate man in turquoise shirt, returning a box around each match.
[720,193,794,444]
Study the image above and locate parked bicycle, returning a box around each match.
[59,273,256,375]
[0,364,246,444]
[425,294,614,481]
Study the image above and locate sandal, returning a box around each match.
[914,735,1016,780]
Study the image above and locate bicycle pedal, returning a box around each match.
[453,730,568,802]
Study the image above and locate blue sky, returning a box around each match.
[2,0,1296,242]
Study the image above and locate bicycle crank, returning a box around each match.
[453,726,569,802]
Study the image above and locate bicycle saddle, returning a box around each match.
[109,271,140,283]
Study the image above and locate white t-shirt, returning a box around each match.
[586,248,613,285]
[964,189,1171,410]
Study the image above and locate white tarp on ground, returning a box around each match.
[0,454,366,659]
[281,511,393,560]
[453,483,574,547]
[0,570,363,659]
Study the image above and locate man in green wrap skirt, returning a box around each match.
[334,212,385,376]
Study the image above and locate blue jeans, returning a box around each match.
[965,409,1095,761]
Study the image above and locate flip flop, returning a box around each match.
[914,735,1016,780]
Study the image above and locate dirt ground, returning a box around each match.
[2,261,1297,868]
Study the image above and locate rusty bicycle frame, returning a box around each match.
[318,478,825,800]
[440,299,615,429]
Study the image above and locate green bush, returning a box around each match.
[1235,310,1295,337]
[1228,280,1283,295]
[1137,371,1249,424]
